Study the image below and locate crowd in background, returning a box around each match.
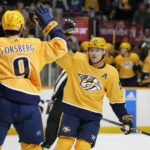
[1,0,150,87]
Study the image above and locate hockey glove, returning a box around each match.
[62,19,76,38]
[34,5,59,35]
[120,115,133,135]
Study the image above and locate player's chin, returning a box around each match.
[91,59,98,64]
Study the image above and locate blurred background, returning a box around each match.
[1,0,150,87]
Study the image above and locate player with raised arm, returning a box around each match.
[41,18,76,150]
[102,42,114,65]
[0,5,68,150]
[53,37,133,150]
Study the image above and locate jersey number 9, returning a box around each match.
[13,56,30,78]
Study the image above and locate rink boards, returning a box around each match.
[8,87,150,135]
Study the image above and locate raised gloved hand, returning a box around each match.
[34,5,59,35]
[62,19,76,38]
[120,115,133,135]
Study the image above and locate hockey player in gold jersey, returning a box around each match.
[102,42,114,65]
[0,5,69,150]
[114,42,142,87]
[53,37,133,150]
[80,41,89,52]
[140,53,150,86]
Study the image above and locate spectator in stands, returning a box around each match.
[115,20,126,30]
[16,1,29,23]
[132,37,142,59]
[67,0,84,12]
[53,0,69,12]
[132,2,148,24]
[144,9,150,29]
[114,42,142,87]
[117,0,136,21]
[142,28,150,43]
[27,2,37,37]
[141,28,150,61]
[53,0,69,25]
[129,22,143,46]
[108,0,120,20]
[16,1,29,37]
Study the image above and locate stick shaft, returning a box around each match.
[102,118,150,136]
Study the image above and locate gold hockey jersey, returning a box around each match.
[141,55,150,84]
[56,52,124,117]
[0,37,67,105]
[114,52,141,79]
[103,55,114,64]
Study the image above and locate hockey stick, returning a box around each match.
[102,117,150,136]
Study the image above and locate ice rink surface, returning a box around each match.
[2,133,150,150]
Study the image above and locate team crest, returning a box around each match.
[78,74,101,91]
[122,61,133,69]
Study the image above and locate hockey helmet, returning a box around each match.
[120,42,131,51]
[106,43,113,51]
[2,10,24,31]
[89,37,107,51]
[81,41,89,51]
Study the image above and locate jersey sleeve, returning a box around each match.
[105,68,124,104]
[56,53,75,72]
[39,38,68,70]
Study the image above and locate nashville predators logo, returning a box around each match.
[122,61,134,70]
[62,126,71,133]
[78,74,101,91]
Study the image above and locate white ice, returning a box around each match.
[2,133,150,150]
